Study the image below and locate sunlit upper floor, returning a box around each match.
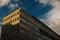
[2,8,22,25]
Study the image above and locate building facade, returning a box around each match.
[1,8,60,40]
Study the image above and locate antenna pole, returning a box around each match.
[20,0,22,8]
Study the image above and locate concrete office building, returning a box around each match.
[1,8,60,40]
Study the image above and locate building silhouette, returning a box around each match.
[1,8,60,40]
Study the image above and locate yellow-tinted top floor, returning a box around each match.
[2,8,21,25]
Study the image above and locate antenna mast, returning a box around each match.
[20,0,22,8]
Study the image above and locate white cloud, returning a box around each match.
[39,0,60,35]
[39,0,60,27]
[46,9,60,21]
[40,0,49,4]
[8,3,18,9]
[46,0,60,24]
[35,0,50,4]
[0,0,10,7]
[38,0,60,35]
[0,0,19,8]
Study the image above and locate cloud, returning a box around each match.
[40,0,49,4]
[8,0,19,10]
[35,0,50,4]
[0,0,10,7]
[46,0,60,24]
[51,24,60,35]
[0,0,19,8]
[39,0,60,35]
[8,3,19,9]
[39,0,60,27]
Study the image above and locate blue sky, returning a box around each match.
[0,0,52,23]
[0,0,60,35]
[0,0,55,27]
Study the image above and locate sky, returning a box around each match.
[0,0,52,26]
[0,0,60,35]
